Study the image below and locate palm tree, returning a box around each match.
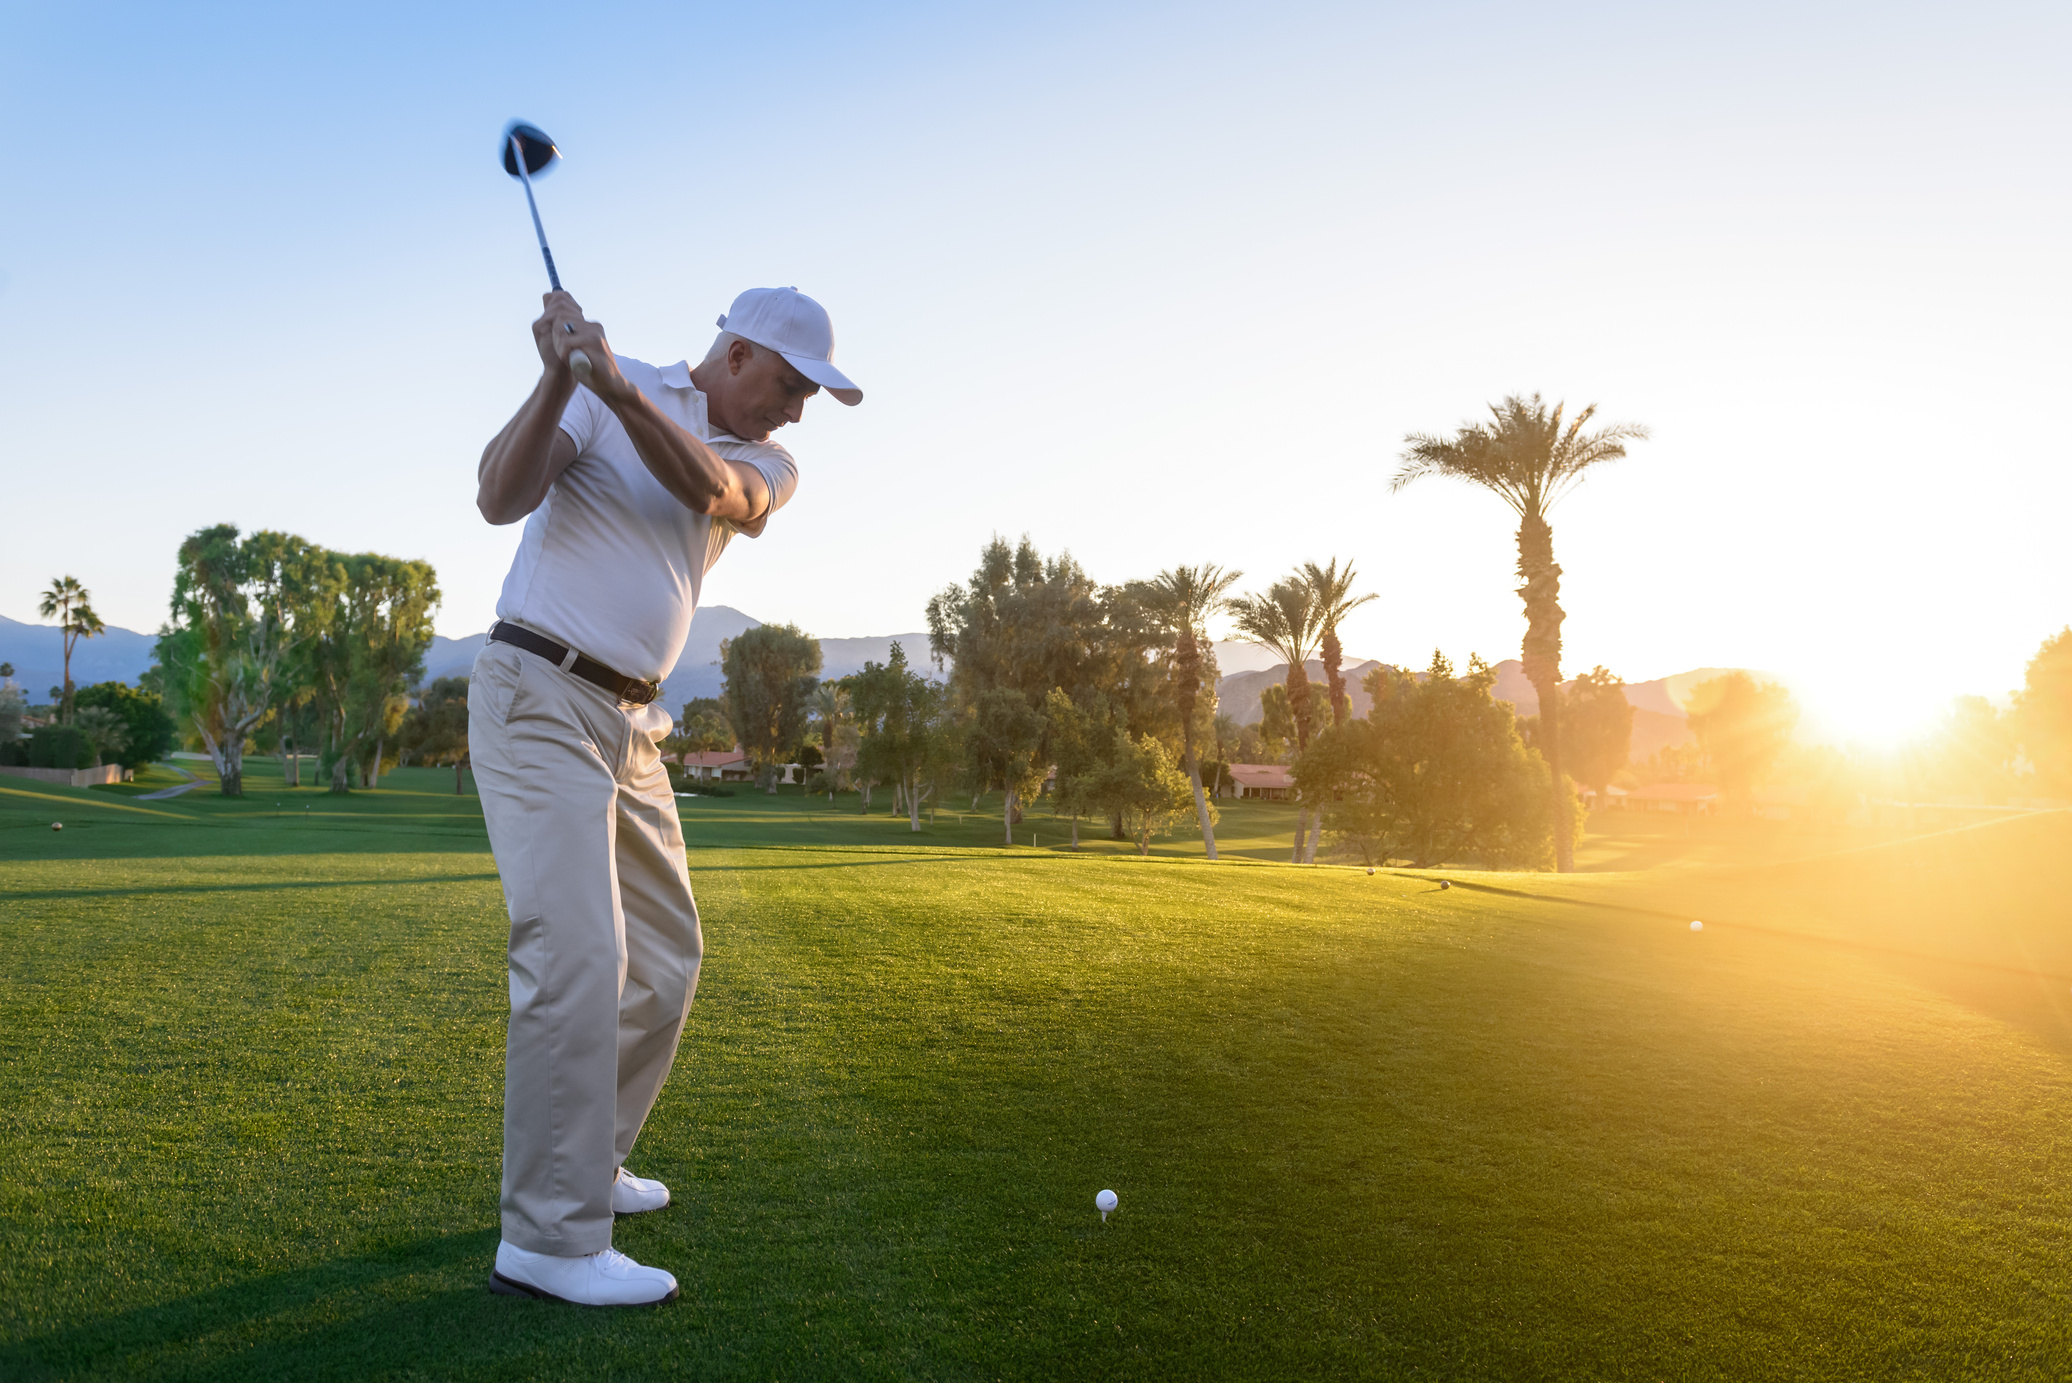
[1226,578,1322,863]
[1394,394,1648,872]
[1210,712,1237,795]
[72,705,129,768]
[810,681,850,799]
[1300,558,1376,731]
[38,576,105,724]
[1139,564,1244,860]
[1290,558,1376,863]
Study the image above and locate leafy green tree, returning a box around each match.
[2016,628,2072,797]
[38,576,105,723]
[1227,579,1321,860]
[73,681,176,771]
[1395,396,1648,870]
[1295,652,1564,869]
[927,537,1110,705]
[1256,685,1294,762]
[672,696,735,755]
[1085,730,1199,855]
[1909,696,2015,802]
[1132,564,1242,860]
[1042,688,1110,849]
[721,623,823,793]
[969,688,1047,840]
[847,642,948,831]
[396,676,471,793]
[929,536,1137,834]
[308,552,439,793]
[1685,672,1798,810]
[0,681,24,757]
[1524,667,1633,797]
[159,527,335,796]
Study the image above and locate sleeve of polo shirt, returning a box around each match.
[742,444,799,529]
[557,385,607,455]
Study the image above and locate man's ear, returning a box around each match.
[728,339,755,376]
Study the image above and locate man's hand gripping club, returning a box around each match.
[477,292,773,533]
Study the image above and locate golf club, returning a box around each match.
[500,120,592,382]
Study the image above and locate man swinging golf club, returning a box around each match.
[471,285,861,1306]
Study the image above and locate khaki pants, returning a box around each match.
[468,639,702,1256]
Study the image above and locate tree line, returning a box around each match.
[150,524,439,795]
[0,576,178,776]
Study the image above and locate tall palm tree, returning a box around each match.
[1300,558,1376,731]
[38,575,104,724]
[1226,578,1321,863]
[1292,558,1375,862]
[810,680,850,799]
[1394,394,1647,872]
[1140,564,1244,860]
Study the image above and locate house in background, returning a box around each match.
[677,747,752,783]
[674,747,814,786]
[1615,782,1719,815]
[1226,763,1294,801]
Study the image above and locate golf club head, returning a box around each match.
[500,122,560,177]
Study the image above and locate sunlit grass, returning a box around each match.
[2,771,2069,1378]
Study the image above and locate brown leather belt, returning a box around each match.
[489,621,661,706]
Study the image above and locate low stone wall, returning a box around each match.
[0,764,125,788]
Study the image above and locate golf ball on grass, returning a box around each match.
[1439,880,1451,891]
[1096,1189,1117,1222]
[50,822,62,832]
[1690,920,1704,932]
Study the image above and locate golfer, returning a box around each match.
[470,286,861,1306]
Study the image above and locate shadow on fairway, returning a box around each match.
[0,1228,673,1381]
[0,871,505,903]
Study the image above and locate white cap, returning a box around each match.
[715,286,862,406]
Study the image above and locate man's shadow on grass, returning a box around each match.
[2,872,503,903]
[1,1228,672,1382]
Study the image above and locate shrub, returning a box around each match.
[30,725,91,770]
[73,682,177,771]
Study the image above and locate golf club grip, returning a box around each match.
[570,349,593,382]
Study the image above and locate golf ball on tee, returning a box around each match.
[1690,920,1704,932]
[1096,1189,1118,1221]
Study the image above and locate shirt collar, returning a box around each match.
[658,360,695,390]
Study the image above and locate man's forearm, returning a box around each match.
[607,389,769,525]
[478,372,579,525]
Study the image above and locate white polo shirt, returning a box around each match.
[493,354,798,682]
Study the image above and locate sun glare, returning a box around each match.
[1784,670,1954,753]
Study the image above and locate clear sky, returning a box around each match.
[2,0,2065,745]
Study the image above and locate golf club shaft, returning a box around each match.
[511,136,562,292]
[511,134,589,380]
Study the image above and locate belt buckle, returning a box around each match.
[625,680,658,706]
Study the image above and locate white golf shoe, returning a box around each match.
[612,1166,671,1215]
[489,1241,679,1307]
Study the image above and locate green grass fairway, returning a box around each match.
[3,768,2071,1379]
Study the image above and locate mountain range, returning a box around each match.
[414,608,938,709]
[0,609,1716,758]
[0,613,164,701]
[1215,660,1725,760]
